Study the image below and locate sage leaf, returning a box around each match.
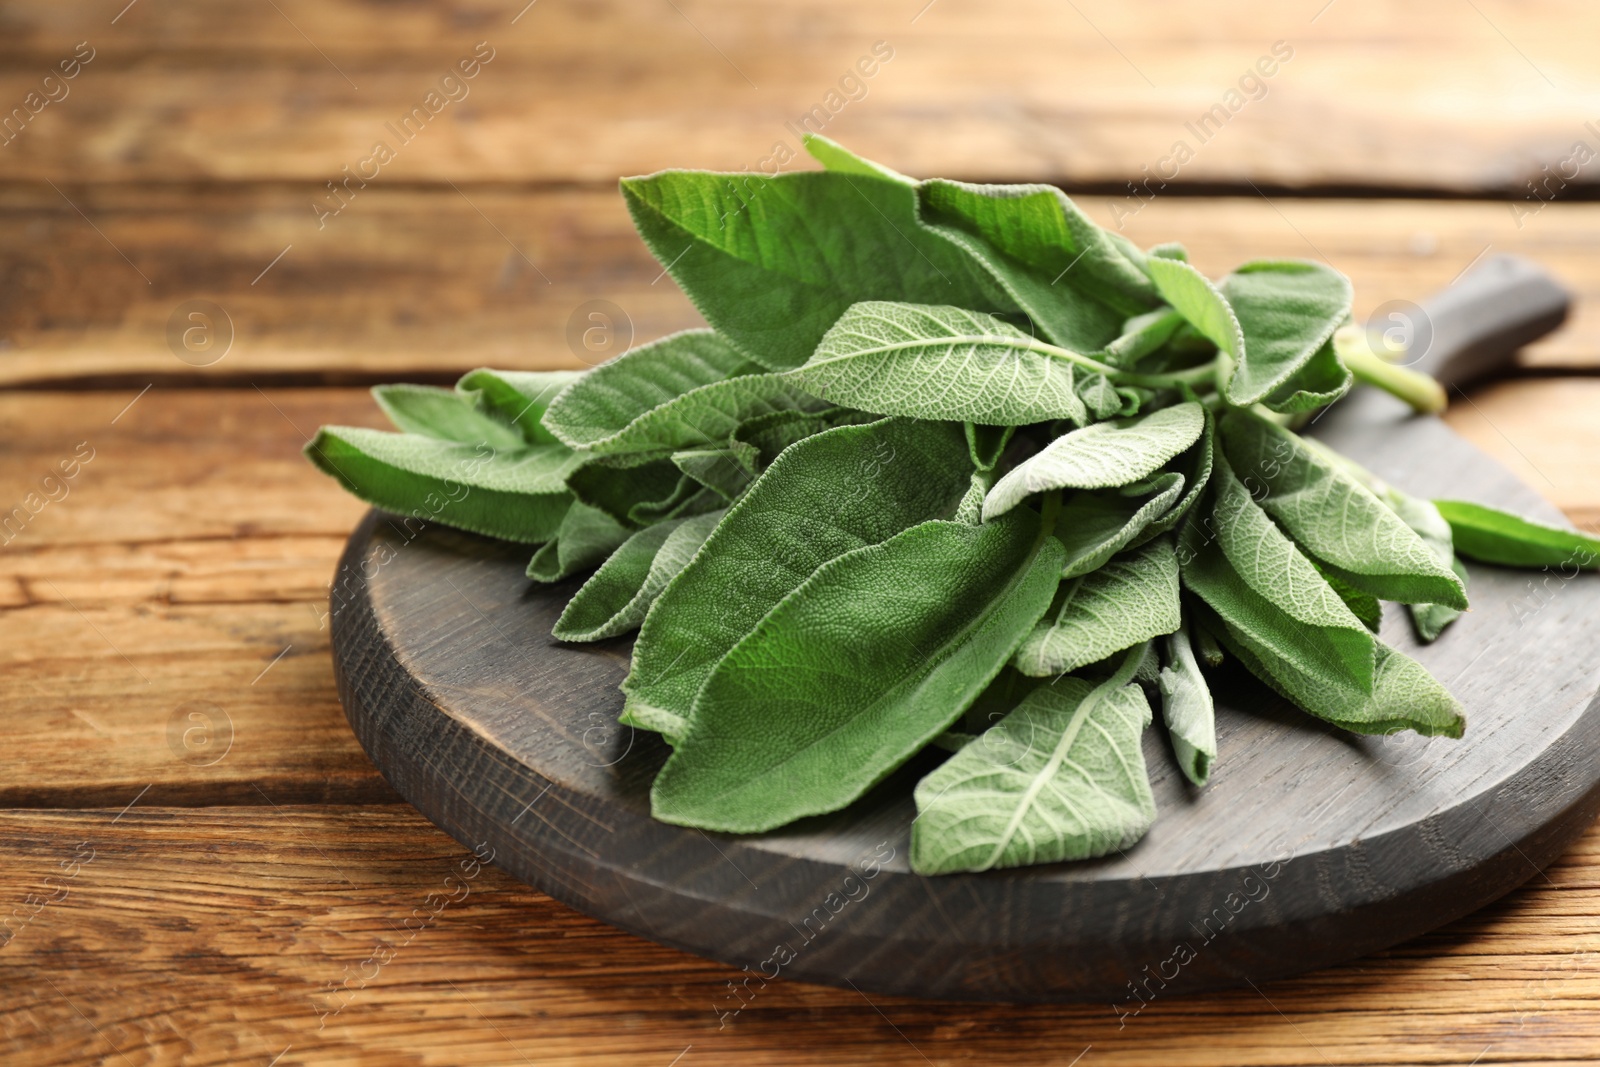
[1313,562,1383,633]
[542,330,822,455]
[1435,500,1600,569]
[1222,410,1467,609]
[622,169,1013,371]
[373,384,527,450]
[789,302,1089,426]
[1206,602,1465,738]
[1207,449,1375,684]
[1220,260,1353,405]
[955,469,995,525]
[304,427,580,544]
[916,178,1158,350]
[910,648,1156,875]
[1057,473,1186,578]
[965,422,1015,472]
[1381,489,1465,642]
[1145,257,1244,378]
[1013,538,1181,677]
[1258,337,1351,415]
[803,133,913,184]
[983,402,1204,520]
[1100,308,1184,368]
[650,509,1065,832]
[1158,623,1216,786]
[1182,535,1462,737]
[1412,559,1469,642]
[671,445,758,501]
[1076,373,1124,420]
[553,509,725,643]
[526,501,632,583]
[457,368,584,446]
[566,453,702,526]
[620,418,974,739]
[1180,517,1374,698]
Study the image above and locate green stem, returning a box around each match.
[1037,488,1063,542]
[1117,360,1220,390]
[1334,325,1447,415]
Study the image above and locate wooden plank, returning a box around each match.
[1442,379,1600,530]
[0,388,393,806]
[4,188,1600,388]
[2,0,1599,192]
[3,805,1599,1066]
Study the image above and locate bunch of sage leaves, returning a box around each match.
[307,137,1600,875]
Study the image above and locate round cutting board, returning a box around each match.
[330,381,1600,1001]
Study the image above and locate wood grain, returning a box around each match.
[0,389,392,806]
[3,805,1600,1067]
[7,188,1600,388]
[1,0,1598,193]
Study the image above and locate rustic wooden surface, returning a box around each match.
[6,0,1600,1061]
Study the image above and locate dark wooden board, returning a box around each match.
[330,385,1600,1002]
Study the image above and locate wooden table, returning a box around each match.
[4,2,1600,1063]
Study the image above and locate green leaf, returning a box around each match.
[1313,562,1383,633]
[1258,337,1351,415]
[304,427,579,544]
[622,169,1014,371]
[1435,499,1600,569]
[803,133,913,184]
[1179,522,1372,702]
[1207,603,1465,739]
[1377,490,1464,642]
[620,418,973,739]
[909,649,1156,874]
[553,510,725,643]
[372,384,528,450]
[1220,260,1353,405]
[456,368,585,446]
[566,453,700,526]
[983,402,1204,519]
[1203,449,1374,684]
[1181,532,1462,737]
[788,302,1088,426]
[670,445,757,501]
[541,329,821,454]
[1412,558,1469,642]
[1158,623,1215,786]
[1221,410,1468,609]
[965,423,1015,472]
[1144,257,1244,375]
[650,509,1065,832]
[916,179,1158,350]
[955,469,996,525]
[1056,473,1186,578]
[1013,538,1181,677]
[1100,308,1184,368]
[526,501,632,583]
[1076,373,1124,420]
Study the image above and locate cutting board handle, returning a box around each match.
[1379,253,1571,390]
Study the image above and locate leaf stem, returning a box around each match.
[1117,361,1220,390]
[1025,336,1219,391]
[1333,325,1447,415]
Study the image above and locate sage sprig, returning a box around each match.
[307,137,1593,875]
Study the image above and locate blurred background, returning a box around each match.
[4,3,1600,1064]
[3,0,1599,385]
